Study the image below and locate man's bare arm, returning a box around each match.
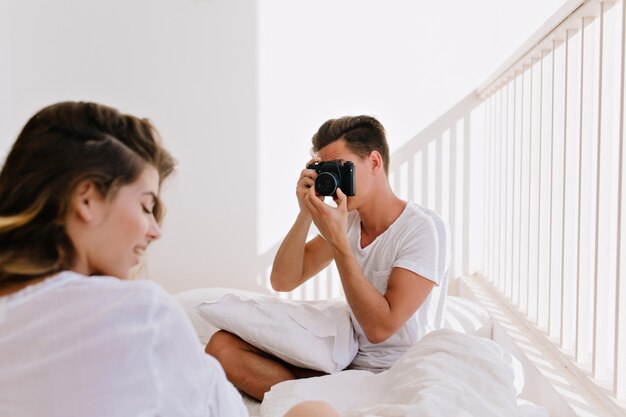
[332,237,434,343]
[271,159,335,292]
[305,186,434,343]
[270,214,333,292]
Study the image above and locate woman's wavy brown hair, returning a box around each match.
[0,101,175,288]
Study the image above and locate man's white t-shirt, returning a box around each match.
[0,271,248,417]
[346,202,448,371]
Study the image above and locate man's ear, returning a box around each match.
[368,151,384,173]
[71,180,104,223]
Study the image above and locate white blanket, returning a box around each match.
[260,329,548,417]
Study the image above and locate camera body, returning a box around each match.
[306,160,356,197]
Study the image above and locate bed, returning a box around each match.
[175,288,549,417]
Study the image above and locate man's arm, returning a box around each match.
[270,160,334,292]
[270,213,333,292]
[333,241,434,343]
[304,187,434,343]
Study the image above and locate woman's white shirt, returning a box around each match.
[0,271,248,417]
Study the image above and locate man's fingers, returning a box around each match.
[306,156,321,167]
[335,188,348,210]
[300,169,317,182]
[303,187,318,212]
[298,177,315,190]
[306,186,327,213]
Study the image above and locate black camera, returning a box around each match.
[306,160,355,197]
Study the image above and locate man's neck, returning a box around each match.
[357,184,406,244]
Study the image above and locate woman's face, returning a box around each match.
[79,166,162,279]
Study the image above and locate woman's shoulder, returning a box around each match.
[4,271,176,325]
[73,271,166,294]
[50,271,167,302]
[67,272,179,319]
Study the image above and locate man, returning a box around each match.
[207,115,447,401]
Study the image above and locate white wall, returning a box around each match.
[1,0,259,294]
[1,0,567,294]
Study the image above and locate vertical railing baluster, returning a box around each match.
[592,3,605,378]
[575,16,589,365]
[560,30,571,349]
[487,96,494,281]
[436,137,442,216]
[407,157,415,202]
[504,80,509,294]
[515,66,526,308]
[509,79,514,296]
[449,126,457,280]
[503,82,510,292]
[483,99,489,277]
[511,74,518,300]
[391,168,402,199]
[481,102,486,278]
[546,41,556,334]
[463,116,471,275]
[536,51,545,325]
[492,93,497,284]
[489,91,500,286]
[422,146,428,211]
[492,90,497,287]
[494,89,504,289]
[526,58,536,316]
[613,1,626,398]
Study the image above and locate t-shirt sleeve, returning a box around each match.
[393,212,446,286]
[148,286,249,417]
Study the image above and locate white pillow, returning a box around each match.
[197,293,358,374]
[174,287,265,345]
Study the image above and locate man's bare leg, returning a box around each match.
[206,330,325,401]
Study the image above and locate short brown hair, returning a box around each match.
[311,115,390,175]
[0,101,175,287]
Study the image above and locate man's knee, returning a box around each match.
[205,330,241,360]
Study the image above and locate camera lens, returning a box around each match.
[315,172,339,196]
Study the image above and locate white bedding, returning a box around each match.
[258,329,548,417]
[173,289,548,417]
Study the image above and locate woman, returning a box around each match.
[0,102,338,417]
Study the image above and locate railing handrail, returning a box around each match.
[390,92,480,169]
[477,0,589,97]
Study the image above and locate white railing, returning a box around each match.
[256,0,625,413]
[479,0,626,412]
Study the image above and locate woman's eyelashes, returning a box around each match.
[141,204,154,215]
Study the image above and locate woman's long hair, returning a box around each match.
[0,101,175,288]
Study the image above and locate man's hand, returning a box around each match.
[296,157,323,216]
[304,186,349,246]
[271,157,335,292]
